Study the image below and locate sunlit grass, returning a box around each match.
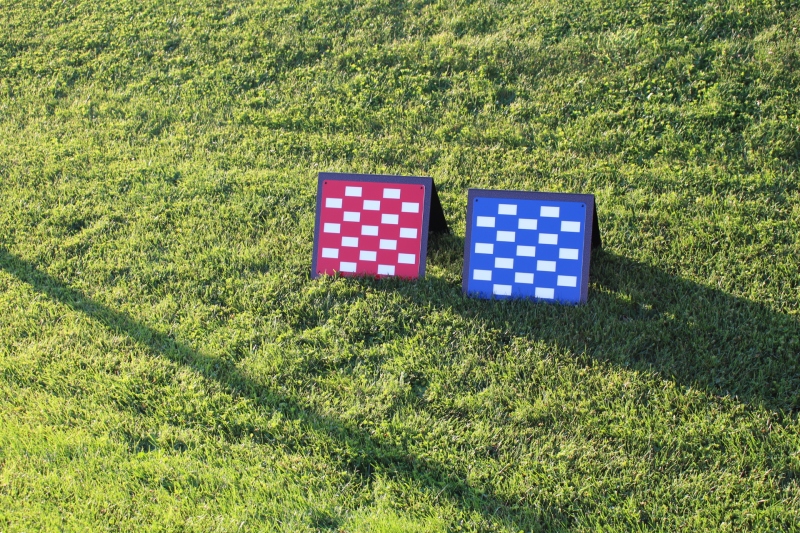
[1,0,799,530]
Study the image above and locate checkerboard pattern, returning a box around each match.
[464,194,590,303]
[314,179,426,278]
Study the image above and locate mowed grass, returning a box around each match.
[1,0,799,530]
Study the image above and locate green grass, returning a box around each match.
[1,0,799,530]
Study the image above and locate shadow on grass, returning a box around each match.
[3,240,798,528]
[424,233,800,416]
[0,248,568,531]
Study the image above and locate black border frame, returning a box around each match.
[462,189,599,304]
[312,172,440,279]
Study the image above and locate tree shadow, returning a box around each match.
[4,240,798,530]
[424,233,800,416]
[0,248,571,531]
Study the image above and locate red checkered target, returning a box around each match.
[311,173,447,279]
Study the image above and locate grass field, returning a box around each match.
[1,0,799,530]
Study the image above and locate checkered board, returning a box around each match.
[312,173,438,279]
[463,189,597,304]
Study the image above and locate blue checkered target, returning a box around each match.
[462,190,599,304]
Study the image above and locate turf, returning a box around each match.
[1,0,799,531]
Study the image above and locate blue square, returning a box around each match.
[462,190,597,304]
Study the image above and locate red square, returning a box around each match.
[315,179,426,278]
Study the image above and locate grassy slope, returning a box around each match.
[1,0,799,530]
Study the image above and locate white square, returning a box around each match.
[399,227,417,239]
[362,225,379,236]
[359,250,377,261]
[535,287,555,299]
[561,221,581,232]
[342,236,359,247]
[340,262,357,272]
[495,257,514,269]
[379,239,397,250]
[537,260,556,272]
[377,264,395,275]
[539,233,558,245]
[518,218,537,230]
[498,204,517,215]
[323,223,340,233]
[559,248,579,260]
[345,187,362,197]
[326,198,342,209]
[402,202,419,213]
[515,272,534,284]
[473,269,492,281]
[476,216,495,227]
[383,188,401,199]
[557,275,577,287]
[343,211,360,222]
[363,200,380,211]
[497,231,516,242]
[540,206,560,217]
[475,242,494,254]
[398,253,415,264]
[382,213,399,224]
[493,284,512,296]
[516,245,535,257]
[321,248,339,258]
